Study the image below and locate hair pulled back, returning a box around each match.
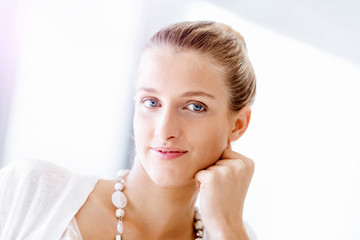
[144,21,256,111]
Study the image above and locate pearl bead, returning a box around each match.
[195,211,201,220]
[115,234,122,240]
[114,182,124,191]
[117,220,124,234]
[194,220,203,230]
[196,230,203,237]
[112,191,127,209]
[117,170,128,179]
[116,208,125,218]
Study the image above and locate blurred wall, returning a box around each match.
[1,0,147,175]
[1,0,359,239]
[0,0,18,165]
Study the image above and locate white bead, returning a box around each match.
[114,182,124,191]
[117,220,124,234]
[117,170,129,179]
[115,234,122,240]
[195,238,202,240]
[116,208,125,218]
[194,220,203,230]
[194,211,201,220]
[112,191,127,208]
[196,230,203,237]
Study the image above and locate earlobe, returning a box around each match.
[228,106,251,142]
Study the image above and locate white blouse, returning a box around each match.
[0,159,99,240]
[60,217,257,240]
[60,217,83,240]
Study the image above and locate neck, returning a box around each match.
[123,160,199,238]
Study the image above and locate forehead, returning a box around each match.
[136,48,227,94]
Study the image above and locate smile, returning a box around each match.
[158,150,182,153]
[151,147,188,160]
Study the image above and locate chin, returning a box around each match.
[149,169,192,188]
[135,152,201,188]
[141,163,195,188]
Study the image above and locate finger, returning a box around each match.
[195,168,220,189]
[194,169,207,189]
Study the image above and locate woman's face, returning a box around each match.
[133,48,235,187]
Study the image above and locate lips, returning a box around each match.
[151,147,188,160]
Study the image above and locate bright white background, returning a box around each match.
[1,0,359,239]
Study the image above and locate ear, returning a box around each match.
[228,106,251,142]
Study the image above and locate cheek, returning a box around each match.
[133,109,152,150]
[191,120,229,167]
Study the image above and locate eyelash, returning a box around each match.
[141,98,161,108]
[140,98,208,113]
[185,102,207,113]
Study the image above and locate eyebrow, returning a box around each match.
[137,87,215,99]
[181,91,215,99]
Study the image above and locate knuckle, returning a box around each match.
[236,157,255,173]
[206,172,217,183]
[219,165,232,176]
[245,158,255,173]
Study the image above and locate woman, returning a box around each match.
[0,21,256,239]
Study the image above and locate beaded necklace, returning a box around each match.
[112,170,204,240]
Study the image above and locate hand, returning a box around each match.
[194,143,254,239]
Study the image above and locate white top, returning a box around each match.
[0,159,256,240]
[0,159,99,240]
[61,217,257,240]
[60,217,83,240]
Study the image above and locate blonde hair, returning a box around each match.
[144,21,256,111]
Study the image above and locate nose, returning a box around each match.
[154,107,181,141]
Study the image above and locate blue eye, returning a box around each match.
[187,103,206,112]
[143,99,159,108]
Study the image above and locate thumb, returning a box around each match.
[194,170,207,190]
